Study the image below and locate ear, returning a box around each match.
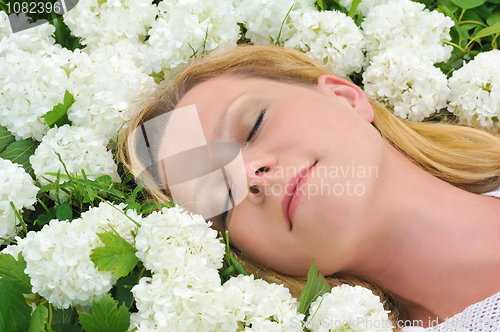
[317,74,374,123]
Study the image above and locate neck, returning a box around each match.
[345,143,500,327]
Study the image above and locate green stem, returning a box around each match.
[48,303,53,328]
[442,40,466,53]
[459,20,488,27]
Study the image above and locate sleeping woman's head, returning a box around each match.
[120,44,500,280]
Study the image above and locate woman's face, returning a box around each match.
[160,75,388,276]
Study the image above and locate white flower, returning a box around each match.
[221,274,304,332]
[339,0,391,16]
[0,49,69,141]
[362,0,454,64]
[305,284,392,332]
[67,51,156,142]
[0,11,11,39]
[0,158,38,244]
[135,206,225,275]
[448,50,500,132]
[63,0,158,48]
[130,270,225,332]
[234,0,316,45]
[145,0,240,75]
[21,203,141,309]
[285,10,365,77]
[0,20,56,56]
[79,202,141,245]
[363,45,450,122]
[29,125,120,201]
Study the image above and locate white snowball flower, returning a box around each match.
[145,0,240,76]
[0,49,68,141]
[67,51,156,142]
[285,10,365,77]
[79,202,141,245]
[130,269,225,332]
[21,203,141,309]
[339,0,391,16]
[135,205,225,275]
[305,284,392,332]
[29,125,120,201]
[63,0,158,48]
[448,50,500,132]
[362,0,454,63]
[221,274,304,332]
[0,11,11,38]
[234,0,316,45]
[0,21,56,56]
[0,158,38,244]
[363,45,450,122]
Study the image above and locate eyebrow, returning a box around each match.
[212,92,246,142]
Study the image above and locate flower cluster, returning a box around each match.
[67,51,156,142]
[221,275,304,332]
[447,50,500,132]
[0,48,68,140]
[20,203,140,309]
[361,0,453,120]
[63,0,158,48]
[29,125,120,201]
[0,158,38,244]
[306,285,392,332]
[234,0,316,45]
[285,10,365,76]
[144,0,240,76]
[362,45,450,122]
[362,0,454,63]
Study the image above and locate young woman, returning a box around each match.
[120,44,500,330]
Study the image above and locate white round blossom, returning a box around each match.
[363,46,450,122]
[339,0,391,16]
[135,206,225,275]
[145,0,240,76]
[63,0,158,48]
[0,158,38,244]
[130,269,225,332]
[0,49,68,140]
[448,50,500,131]
[362,0,454,64]
[221,274,304,332]
[0,11,11,39]
[0,21,56,56]
[305,284,392,332]
[67,51,156,142]
[285,10,365,76]
[29,125,120,201]
[234,0,316,45]
[21,203,141,309]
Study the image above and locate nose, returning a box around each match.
[245,153,277,201]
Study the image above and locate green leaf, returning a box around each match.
[471,22,500,40]
[0,252,32,294]
[0,279,31,332]
[29,305,48,332]
[90,232,138,279]
[56,203,73,222]
[52,307,79,325]
[437,0,459,12]
[0,139,38,177]
[298,260,331,315]
[113,272,140,308]
[0,125,16,154]
[43,91,75,128]
[487,14,500,26]
[78,295,131,332]
[51,324,83,332]
[347,0,362,17]
[317,0,325,10]
[450,0,487,9]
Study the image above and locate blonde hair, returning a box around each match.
[119,44,500,328]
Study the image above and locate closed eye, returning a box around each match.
[245,109,266,143]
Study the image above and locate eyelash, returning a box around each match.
[245,109,266,143]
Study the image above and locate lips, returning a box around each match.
[281,161,317,230]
